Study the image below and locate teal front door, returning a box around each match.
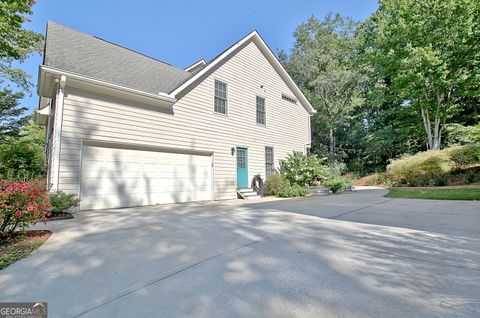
[236,147,248,188]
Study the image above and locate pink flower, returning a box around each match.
[26,205,37,212]
[16,210,22,217]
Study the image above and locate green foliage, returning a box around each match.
[277,182,309,198]
[0,89,28,139]
[323,177,347,193]
[447,144,480,167]
[324,161,347,180]
[264,173,309,198]
[0,119,45,180]
[279,152,325,186]
[0,0,43,91]
[443,124,480,146]
[280,14,365,153]
[263,174,287,196]
[281,1,479,174]
[386,187,480,201]
[359,0,478,150]
[48,191,80,213]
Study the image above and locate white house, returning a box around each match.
[36,22,315,210]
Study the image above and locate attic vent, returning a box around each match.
[282,94,297,104]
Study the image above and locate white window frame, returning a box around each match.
[214,79,228,115]
[256,95,266,125]
[265,146,275,177]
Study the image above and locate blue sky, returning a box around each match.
[18,0,378,112]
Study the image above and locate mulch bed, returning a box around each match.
[0,230,52,270]
[47,212,74,221]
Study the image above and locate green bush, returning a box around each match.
[277,182,309,198]
[324,161,347,180]
[387,150,453,186]
[0,139,45,181]
[264,173,309,198]
[48,191,80,214]
[447,144,480,167]
[263,174,286,196]
[443,124,480,146]
[279,152,325,186]
[323,177,347,193]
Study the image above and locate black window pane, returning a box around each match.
[265,146,274,177]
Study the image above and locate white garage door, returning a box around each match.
[80,145,212,210]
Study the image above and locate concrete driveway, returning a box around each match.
[0,188,479,317]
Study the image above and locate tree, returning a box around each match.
[0,116,45,180]
[0,0,43,140]
[360,0,479,150]
[280,14,364,154]
[0,89,28,137]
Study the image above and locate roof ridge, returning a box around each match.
[46,20,185,72]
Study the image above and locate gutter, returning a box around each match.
[38,65,177,104]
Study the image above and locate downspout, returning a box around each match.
[51,75,66,191]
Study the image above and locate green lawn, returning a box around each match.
[386,186,480,200]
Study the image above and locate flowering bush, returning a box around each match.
[0,180,51,238]
[279,152,326,186]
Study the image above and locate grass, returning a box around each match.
[0,230,51,270]
[385,185,480,200]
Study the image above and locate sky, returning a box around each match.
[18,0,379,112]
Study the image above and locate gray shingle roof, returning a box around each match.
[44,21,192,95]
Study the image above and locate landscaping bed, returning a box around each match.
[0,230,51,270]
[385,185,480,200]
[47,211,74,221]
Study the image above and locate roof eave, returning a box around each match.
[38,65,177,108]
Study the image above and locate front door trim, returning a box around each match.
[236,147,248,189]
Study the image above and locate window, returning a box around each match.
[214,80,227,114]
[256,96,266,125]
[265,146,274,177]
[282,93,297,104]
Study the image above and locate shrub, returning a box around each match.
[387,151,453,186]
[443,124,480,146]
[0,180,51,238]
[277,182,309,198]
[447,144,480,167]
[279,152,325,186]
[48,191,80,214]
[263,174,287,196]
[323,161,347,180]
[0,139,45,181]
[264,173,309,198]
[323,177,346,193]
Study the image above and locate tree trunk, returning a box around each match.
[329,128,334,153]
[432,115,442,150]
[421,94,444,151]
[421,108,434,150]
[432,93,443,150]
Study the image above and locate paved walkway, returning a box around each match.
[0,188,479,317]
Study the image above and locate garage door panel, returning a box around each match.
[80,145,212,210]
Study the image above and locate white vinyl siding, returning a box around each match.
[214,80,227,114]
[256,96,266,125]
[56,41,310,207]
